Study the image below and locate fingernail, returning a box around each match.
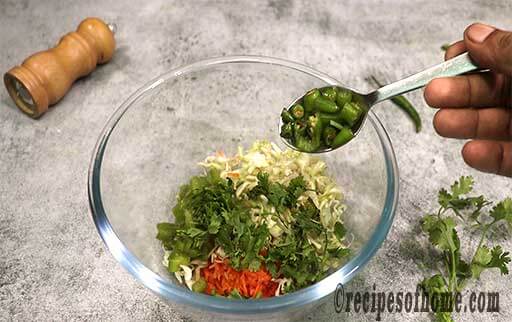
[467,23,495,43]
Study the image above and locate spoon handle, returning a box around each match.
[369,52,480,105]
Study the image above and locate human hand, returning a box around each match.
[424,23,512,177]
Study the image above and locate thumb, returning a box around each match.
[464,23,512,75]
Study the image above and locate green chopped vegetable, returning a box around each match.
[323,126,337,146]
[294,135,319,153]
[304,89,320,113]
[292,122,306,138]
[329,120,344,130]
[253,291,262,299]
[418,176,511,322]
[192,278,207,293]
[441,43,450,51]
[317,112,344,124]
[280,123,293,139]
[280,86,364,152]
[156,222,178,241]
[290,104,304,119]
[334,222,346,241]
[332,127,354,148]
[281,109,294,123]
[228,289,243,299]
[313,96,339,113]
[168,252,190,273]
[309,115,324,146]
[335,88,352,107]
[320,87,338,101]
[339,102,362,126]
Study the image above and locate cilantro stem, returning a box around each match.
[449,207,464,220]
[449,250,457,293]
[470,219,497,265]
[438,206,449,219]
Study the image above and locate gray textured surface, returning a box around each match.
[1,0,511,321]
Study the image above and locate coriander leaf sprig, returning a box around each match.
[419,176,511,322]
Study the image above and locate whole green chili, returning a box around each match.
[370,76,422,132]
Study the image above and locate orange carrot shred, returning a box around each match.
[201,260,278,298]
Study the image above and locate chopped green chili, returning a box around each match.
[192,278,207,293]
[339,102,362,126]
[320,87,337,101]
[311,116,324,147]
[280,123,293,139]
[292,122,306,138]
[294,135,319,153]
[317,112,344,124]
[329,120,344,131]
[323,126,337,146]
[290,104,305,119]
[281,109,294,123]
[304,89,320,113]
[168,252,190,273]
[336,88,352,107]
[332,127,354,148]
[280,86,363,151]
[313,96,339,113]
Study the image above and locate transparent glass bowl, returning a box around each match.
[88,56,399,320]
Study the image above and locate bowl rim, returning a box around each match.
[88,55,399,315]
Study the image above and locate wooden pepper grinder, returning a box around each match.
[4,17,116,118]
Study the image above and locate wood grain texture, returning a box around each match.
[4,17,115,118]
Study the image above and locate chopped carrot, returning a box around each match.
[226,172,240,179]
[202,260,279,298]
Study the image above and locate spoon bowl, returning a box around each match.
[279,86,370,153]
[280,52,481,153]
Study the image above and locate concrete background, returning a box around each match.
[1,0,511,321]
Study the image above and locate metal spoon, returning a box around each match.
[280,52,481,153]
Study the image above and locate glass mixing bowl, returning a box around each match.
[88,56,399,320]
